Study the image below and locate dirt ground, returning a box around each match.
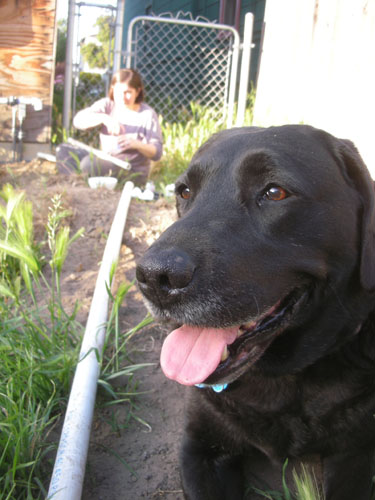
[0,159,186,499]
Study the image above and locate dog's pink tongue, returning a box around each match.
[160,325,238,386]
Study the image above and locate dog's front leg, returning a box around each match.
[323,450,375,500]
[180,435,245,500]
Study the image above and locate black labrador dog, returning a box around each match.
[136,125,375,500]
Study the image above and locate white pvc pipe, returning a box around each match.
[67,137,131,170]
[236,12,254,127]
[47,181,134,500]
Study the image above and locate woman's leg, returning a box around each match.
[80,155,118,177]
[56,144,87,174]
[80,153,149,187]
[130,164,149,186]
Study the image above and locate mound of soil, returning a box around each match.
[1,160,185,499]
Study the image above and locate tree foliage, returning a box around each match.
[56,19,67,62]
[80,15,114,69]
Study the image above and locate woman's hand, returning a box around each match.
[102,116,124,135]
[117,136,157,159]
[117,135,137,150]
[73,109,124,135]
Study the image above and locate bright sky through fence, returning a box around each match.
[56,0,117,38]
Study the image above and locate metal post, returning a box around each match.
[113,0,125,72]
[236,12,254,127]
[11,102,17,161]
[62,0,76,133]
[105,16,115,94]
[17,103,27,161]
[226,34,240,128]
[125,15,133,68]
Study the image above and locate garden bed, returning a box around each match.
[1,159,185,499]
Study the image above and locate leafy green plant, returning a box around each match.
[150,102,224,186]
[55,20,67,64]
[51,83,67,146]
[46,194,84,298]
[151,93,256,187]
[0,184,41,297]
[80,15,114,70]
[99,265,154,398]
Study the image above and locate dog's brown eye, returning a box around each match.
[264,186,288,201]
[179,185,191,200]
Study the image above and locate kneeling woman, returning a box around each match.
[71,69,163,186]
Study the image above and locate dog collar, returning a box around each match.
[195,383,228,393]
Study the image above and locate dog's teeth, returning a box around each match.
[221,346,229,361]
[239,321,256,335]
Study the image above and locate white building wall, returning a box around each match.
[253,0,375,176]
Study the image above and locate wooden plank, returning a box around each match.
[0,0,56,143]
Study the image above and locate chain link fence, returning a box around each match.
[69,3,116,146]
[62,11,241,145]
[72,72,107,147]
[126,12,240,126]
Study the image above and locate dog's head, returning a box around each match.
[136,125,375,387]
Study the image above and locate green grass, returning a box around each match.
[0,186,84,497]
[292,465,323,500]
[252,459,375,500]
[0,184,152,498]
[250,461,324,500]
[150,94,256,188]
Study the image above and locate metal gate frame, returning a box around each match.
[125,14,241,128]
[62,0,120,132]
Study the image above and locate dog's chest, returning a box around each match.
[202,370,375,460]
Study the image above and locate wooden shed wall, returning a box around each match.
[0,0,56,144]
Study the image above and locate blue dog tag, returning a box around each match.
[195,383,228,392]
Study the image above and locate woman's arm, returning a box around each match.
[73,109,123,134]
[73,99,122,134]
[73,108,107,130]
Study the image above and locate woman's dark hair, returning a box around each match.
[108,69,145,103]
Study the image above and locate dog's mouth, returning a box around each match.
[160,289,307,387]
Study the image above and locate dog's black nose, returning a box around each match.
[136,248,195,296]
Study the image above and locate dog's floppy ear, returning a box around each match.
[338,139,375,292]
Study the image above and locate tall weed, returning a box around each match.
[0,184,41,297]
[0,185,147,498]
[251,460,324,500]
[0,185,84,497]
